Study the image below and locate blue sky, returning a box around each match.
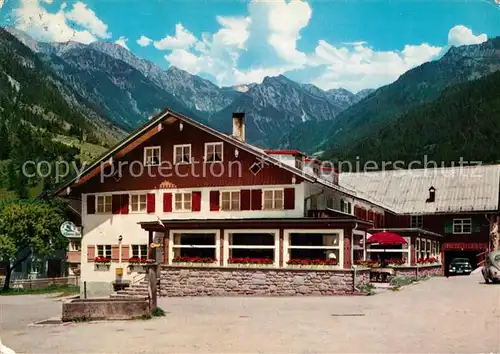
[1,0,499,92]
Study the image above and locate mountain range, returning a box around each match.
[284,37,500,157]
[2,26,500,169]
[4,27,372,147]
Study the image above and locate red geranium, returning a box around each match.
[172,256,217,263]
[287,258,338,265]
[228,257,273,264]
[94,256,111,263]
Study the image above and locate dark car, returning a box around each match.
[448,258,472,275]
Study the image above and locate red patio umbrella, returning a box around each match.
[366,231,407,246]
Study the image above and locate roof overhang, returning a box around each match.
[369,227,443,238]
[139,217,373,232]
[54,108,318,197]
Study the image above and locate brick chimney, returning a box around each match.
[232,112,245,142]
[426,186,436,203]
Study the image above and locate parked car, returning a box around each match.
[481,251,500,284]
[448,258,472,275]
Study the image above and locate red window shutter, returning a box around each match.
[87,195,96,214]
[241,189,251,210]
[111,245,120,261]
[353,206,359,218]
[210,191,220,211]
[380,214,385,228]
[147,193,155,213]
[251,189,262,210]
[192,191,202,212]
[284,188,295,210]
[163,193,172,212]
[368,210,374,221]
[121,245,129,261]
[87,245,95,261]
[112,195,121,214]
[120,194,129,214]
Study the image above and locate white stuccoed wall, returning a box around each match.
[80,183,305,296]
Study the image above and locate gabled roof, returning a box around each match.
[339,165,500,214]
[55,108,348,196]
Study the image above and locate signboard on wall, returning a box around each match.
[443,242,488,251]
[60,221,81,238]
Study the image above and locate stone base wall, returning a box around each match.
[62,298,149,321]
[159,266,371,296]
[394,265,442,280]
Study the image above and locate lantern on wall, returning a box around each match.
[179,122,184,131]
[234,148,239,158]
[292,176,296,184]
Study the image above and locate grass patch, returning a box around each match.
[152,307,166,317]
[131,307,166,321]
[357,283,376,295]
[71,316,91,323]
[389,276,415,290]
[0,284,80,296]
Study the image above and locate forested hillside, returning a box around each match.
[330,70,500,165]
[0,29,121,200]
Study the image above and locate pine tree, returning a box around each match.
[0,120,9,160]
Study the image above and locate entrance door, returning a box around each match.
[47,259,62,278]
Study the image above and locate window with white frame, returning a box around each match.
[174,192,192,212]
[144,146,161,166]
[172,233,217,260]
[410,215,423,228]
[174,144,191,164]
[96,245,112,258]
[416,238,420,260]
[426,240,431,258]
[263,189,284,210]
[69,240,81,252]
[453,218,472,234]
[367,236,410,264]
[131,244,148,259]
[130,194,147,213]
[96,195,112,214]
[221,191,240,211]
[227,232,277,264]
[204,142,223,162]
[287,232,341,265]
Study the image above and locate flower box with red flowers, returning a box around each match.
[172,256,218,266]
[286,259,338,268]
[228,257,274,267]
[387,257,407,266]
[417,257,440,265]
[354,260,380,268]
[94,257,111,264]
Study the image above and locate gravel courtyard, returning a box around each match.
[1,272,499,353]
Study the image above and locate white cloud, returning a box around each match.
[137,35,152,47]
[156,2,486,92]
[309,41,442,92]
[65,1,110,39]
[266,0,312,65]
[448,25,487,46]
[41,0,53,3]
[13,0,110,44]
[154,23,197,50]
[115,36,129,50]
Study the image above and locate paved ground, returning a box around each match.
[1,273,499,353]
